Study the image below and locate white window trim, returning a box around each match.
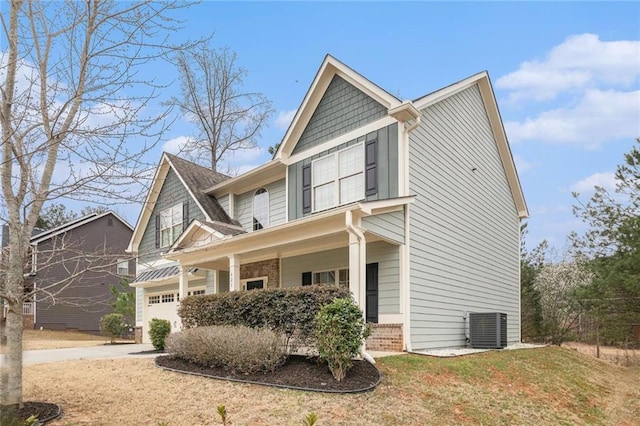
[311,143,364,213]
[159,203,183,248]
[241,276,268,291]
[253,188,270,231]
[312,267,349,286]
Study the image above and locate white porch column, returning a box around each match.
[345,211,366,309]
[228,255,240,292]
[348,233,360,302]
[178,265,188,300]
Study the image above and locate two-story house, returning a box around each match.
[1,212,135,331]
[128,55,528,351]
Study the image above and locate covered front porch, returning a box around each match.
[165,198,412,350]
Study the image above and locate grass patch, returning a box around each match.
[22,346,639,425]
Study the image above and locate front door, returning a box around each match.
[366,263,379,323]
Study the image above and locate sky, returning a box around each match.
[7,1,639,252]
[148,1,639,252]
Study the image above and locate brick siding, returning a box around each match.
[240,258,279,289]
[366,323,403,352]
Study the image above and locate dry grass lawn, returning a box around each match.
[1,329,133,353]
[22,346,640,426]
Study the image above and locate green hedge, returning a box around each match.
[178,285,350,347]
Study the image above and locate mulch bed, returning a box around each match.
[13,401,61,424]
[156,354,381,393]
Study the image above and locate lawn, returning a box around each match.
[0,329,133,353]
[22,346,639,425]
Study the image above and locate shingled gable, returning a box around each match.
[127,153,237,254]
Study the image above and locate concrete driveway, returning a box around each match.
[22,343,156,365]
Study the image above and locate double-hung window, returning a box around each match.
[312,144,364,212]
[160,203,183,247]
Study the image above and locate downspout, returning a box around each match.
[346,210,372,362]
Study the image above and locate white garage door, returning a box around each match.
[143,292,182,344]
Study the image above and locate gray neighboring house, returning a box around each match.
[1,212,135,331]
[128,55,528,351]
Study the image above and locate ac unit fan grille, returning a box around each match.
[469,312,507,349]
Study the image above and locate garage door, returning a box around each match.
[143,292,181,344]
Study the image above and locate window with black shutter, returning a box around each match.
[182,201,189,231]
[154,215,160,248]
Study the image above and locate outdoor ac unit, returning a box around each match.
[469,312,507,349]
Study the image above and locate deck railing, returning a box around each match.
[23,302,33,315]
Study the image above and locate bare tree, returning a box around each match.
[166,46,273,172]
[0,0,199,416]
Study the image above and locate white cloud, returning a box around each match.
[505,89,640,146]
[161,136,192,154]
[274,109,296,130]
[569,171,616,193]
[497,34,640,102]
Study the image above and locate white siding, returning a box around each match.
[408,84,520,350]
[218,195,230,218]
[135,287,144,326]
[280,241,400,314]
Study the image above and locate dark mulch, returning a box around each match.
[12,401,61,424]
[156,354,381,393]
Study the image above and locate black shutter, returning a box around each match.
[365,139,378,196]
[302,164,312,214]
[182,201,189,231]
[302,271,312,286]
[154,215,160,248]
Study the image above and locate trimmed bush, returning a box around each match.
[100,313,126,344]
[314,298,370,381]
[149,318,171,350]
[165,325,287,374]
[178,285,349,350]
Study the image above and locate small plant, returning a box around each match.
[302,412,318,426]
[149,318,171,350]
[216,405,228,426]
[314,297,370,381]
[24,414,40,426]
[100,313,126,344]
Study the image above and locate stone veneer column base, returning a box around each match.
[134,326,143,344]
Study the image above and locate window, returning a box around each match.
[148,295,160,305]
[161,293,175,303]
[308,268,349,287]
[312,144,364,212]
[116,259,129,276]
[159,203,183,247]
[253,188,269,231]
[187,289,206,296]
[241,277,267,291]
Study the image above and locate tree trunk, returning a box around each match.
[0,300,23,422]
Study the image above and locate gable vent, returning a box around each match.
[469,312,507,349]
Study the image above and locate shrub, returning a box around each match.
[149,318,171,350]
[314,298,370,381]
[165,325,287,374]
[178,285,349,350]
[100,313,126,344]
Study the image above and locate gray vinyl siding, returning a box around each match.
[33,214,134,331]
[218,194,230,218]
[362,210,405,245]
[408,84,520,350]
[281,241,400,314]
[234,179,286,231]
[219,270,229,293]
[288,124,398,221]
[138,169,207,264]
[292,75,386,155]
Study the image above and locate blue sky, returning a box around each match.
[19,1,636,252]
[147,1,639,251]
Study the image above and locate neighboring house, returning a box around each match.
[128,55,528,351]
[1,212,135,331]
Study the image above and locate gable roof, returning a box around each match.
[31,211,133,245]
[413,72,528,219]
[127,153,233,254]
[275,55,403,160]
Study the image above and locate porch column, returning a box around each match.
[348,233,361,302]
[346,211,366,309]
[228,255,240,292]
[178,265,188,300]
